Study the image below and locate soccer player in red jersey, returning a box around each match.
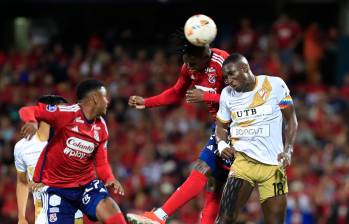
[19,80,127,224]
[127,35,230,224]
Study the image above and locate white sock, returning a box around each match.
[154,208,168,221]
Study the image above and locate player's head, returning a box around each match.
[173,29,210,72]
[182,43,210,72]
[38,95,68,105]
[222,53,255,92]
[76,79,109,116]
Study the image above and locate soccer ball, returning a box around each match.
[184,14,217,47]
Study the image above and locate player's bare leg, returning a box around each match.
[215,177,253,224]
[96,197,127,224]
[127,159,213,224]
[200,176,225,223]
[261,195,287,224]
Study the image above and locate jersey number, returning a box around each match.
[273,182,285,196]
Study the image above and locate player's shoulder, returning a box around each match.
[14,138,31,157]
[14,138,25,154]
[211,48,229,59]
[265,75,287,86]
[221,85,235,97]
[210,49,229,71]
[57,103,80,113]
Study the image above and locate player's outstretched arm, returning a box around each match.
[131,67,191,108]
[186,87,221,104]
[16,172,29,224]
[278,103,298,167]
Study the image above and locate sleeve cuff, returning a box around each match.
[216,115,230,124]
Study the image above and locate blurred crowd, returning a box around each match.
[0,14,348,224]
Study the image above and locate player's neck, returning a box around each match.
[244,74,257,92]
[79,103,96,121]
[37,122,50,141]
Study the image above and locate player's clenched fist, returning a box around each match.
[106,179,125,196]
[128,96,145,109]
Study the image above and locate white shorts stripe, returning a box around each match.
[40,186,49,224]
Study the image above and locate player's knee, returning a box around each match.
[96,197,121,221]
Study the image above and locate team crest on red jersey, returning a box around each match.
[208,73,216,84]
[46,105,57,112]
[206,67,217,83]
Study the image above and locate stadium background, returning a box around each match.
[1,0,349,223]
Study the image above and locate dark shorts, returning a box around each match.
[198,125,232,181]
[42,179,109,223]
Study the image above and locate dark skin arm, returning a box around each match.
[278,103,298,167]
[215,119,235,160]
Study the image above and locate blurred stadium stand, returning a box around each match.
[0,0,348,223]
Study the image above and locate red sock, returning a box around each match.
[200,191,220,224]
[105,212,127,224]
[162,170,208,216]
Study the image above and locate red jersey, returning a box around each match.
[144,48,229,120]
[20,103,115,188]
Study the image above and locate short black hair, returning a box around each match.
[171,28,208,57]
[222,53,244,67]
[37,95,68,105]
[76,79,105,100]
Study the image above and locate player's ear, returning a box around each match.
[93,92,100,104]
[88,91,98,105]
